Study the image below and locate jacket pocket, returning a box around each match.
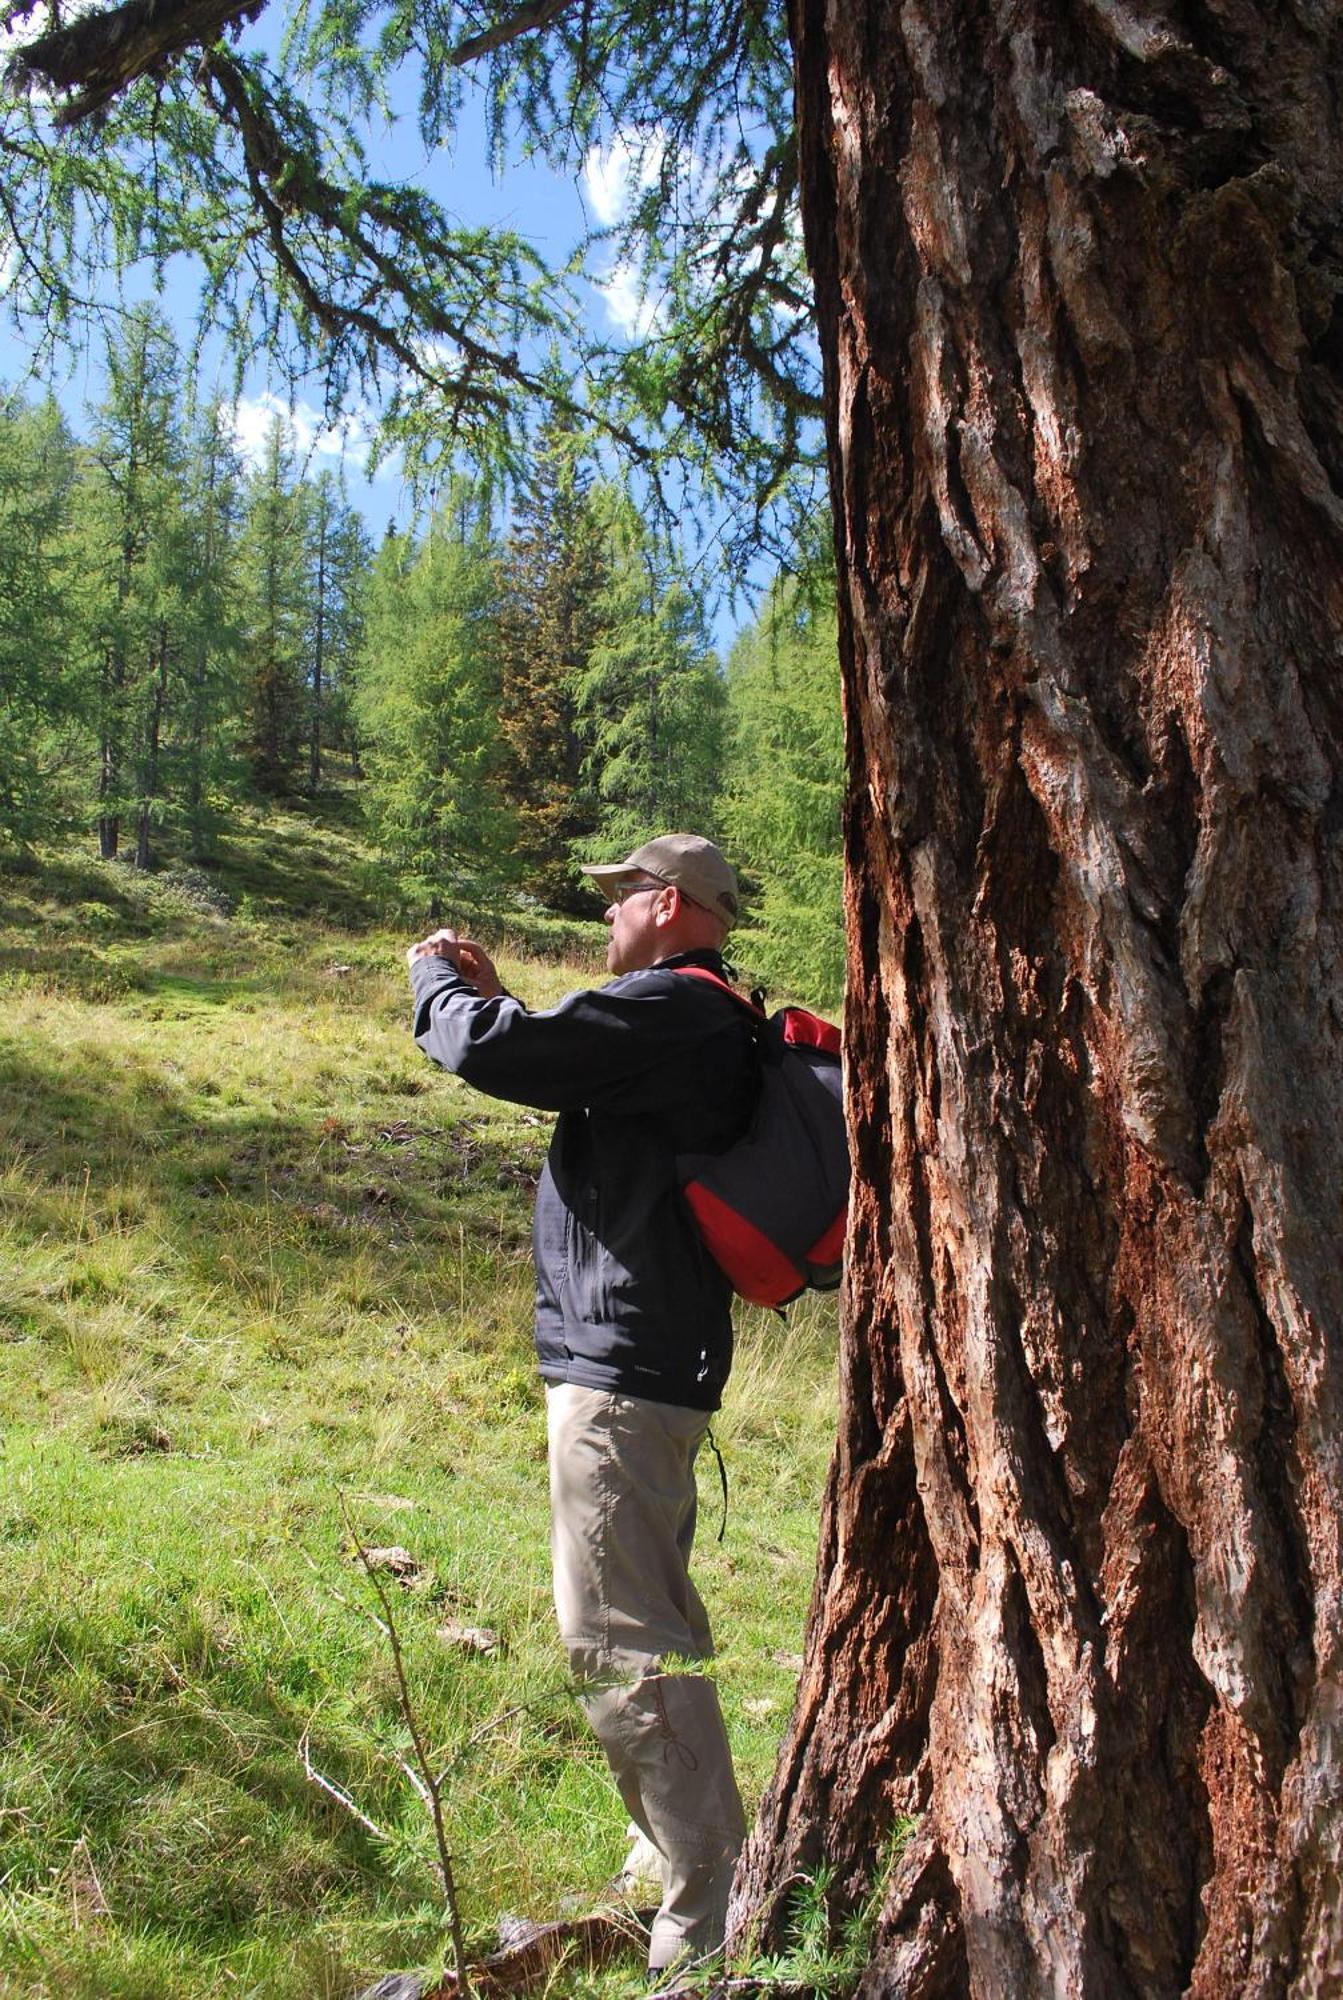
[561,1193,610,1328]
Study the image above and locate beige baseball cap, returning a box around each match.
[579,833,741,930]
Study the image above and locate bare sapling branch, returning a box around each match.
[340,1493,474,1998]
[298,1725,389,1841]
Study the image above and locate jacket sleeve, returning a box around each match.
[409,954,724,1114]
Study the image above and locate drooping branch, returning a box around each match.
[12,0,585,120]
[197,47,650,458]
[9,0,267,123]
[1,0,824,566]
[713,135,822,423]
[449,0,577,66]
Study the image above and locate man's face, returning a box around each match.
[604,875,667,974]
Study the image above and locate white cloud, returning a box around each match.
[582,132,665,230]
[598,259,665,341]
[231,391,384,474]
[583,133,671,339]
[405,336,464,382]
[581,126,810,350]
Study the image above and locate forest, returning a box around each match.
[0,313,843,1005]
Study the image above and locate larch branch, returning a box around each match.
[449,0,577,67]
[9,0,268,123]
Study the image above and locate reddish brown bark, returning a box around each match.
[734,5,1343,1996]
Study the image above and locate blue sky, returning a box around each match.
[0,52,760,652]
[1,87,594,491]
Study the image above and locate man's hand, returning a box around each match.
[455,939,503,999]
[406,927,504,1000]
[407,925,463,969]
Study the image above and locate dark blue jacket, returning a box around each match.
[410,949,755,1410]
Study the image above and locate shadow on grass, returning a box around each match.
[0,1439,465,1997]
[0,1036,541,1300]
[0,850,149,917]
[1,780,385,935]
[1,1585,397,1931]
[211,795,387,929]
[0,1026,544,1965]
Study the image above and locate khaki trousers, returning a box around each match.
[546,1383,747,1971]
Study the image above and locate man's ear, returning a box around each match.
[653,885,680,928]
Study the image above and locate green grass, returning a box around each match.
[0,791,838,1998]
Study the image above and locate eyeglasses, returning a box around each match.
[610,879,663,907]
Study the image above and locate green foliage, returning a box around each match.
[238,414,311,796]
[0,337,842,946]
[721,563,844,1008]
[173,399,248,860]
[0,331,844,970]
[493,417,607,909]
[73,308,192,862]
[744,1831,917,1996]
[0,333,385,869]
[0,394,82,852]
[3,1,822,567]
[355,481,516,911]
[353,456,735,917]
[303,471,372,791]
[573,485,725,859]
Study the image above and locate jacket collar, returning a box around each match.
[654,947,729,976]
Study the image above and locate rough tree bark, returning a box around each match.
[732,5,1343,1996]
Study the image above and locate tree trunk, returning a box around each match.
[185,630,209,860]
[310,491,328,794]
[98,645,123,861]
[135,622,169,870]
[187,426,220,861]
[733,6,1343,1995]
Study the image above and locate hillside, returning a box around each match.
[0,791,839,1999]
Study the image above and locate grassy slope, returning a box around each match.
[0,795,838,1999]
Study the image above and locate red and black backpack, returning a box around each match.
[673,966,848,1310]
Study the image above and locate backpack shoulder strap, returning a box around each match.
[668,963,767,1020]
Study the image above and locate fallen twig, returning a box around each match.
[422,1904,655,1995]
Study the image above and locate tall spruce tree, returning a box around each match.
[328,504,372,770]
[720,564,843,1005]
[494,419,607,909]
[176,399,246,860]
[77,310,186,863]
[301,472,370,792]
[238,414,308,796]
[573,487,724,859]
[355,481,512,911]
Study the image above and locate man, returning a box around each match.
[407,834,755,1976]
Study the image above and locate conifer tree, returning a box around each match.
[494,419,608,908]
[328,505,372,768]
[573,487,724,858]
[176,399,246,859]
[0,394,81,853]
[303,472,370,791]
[720,565,843,1004]
[77,310,186,862]
[238,414,308,795]
[355,481,513,912]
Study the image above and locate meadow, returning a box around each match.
[0,796,839,1999]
